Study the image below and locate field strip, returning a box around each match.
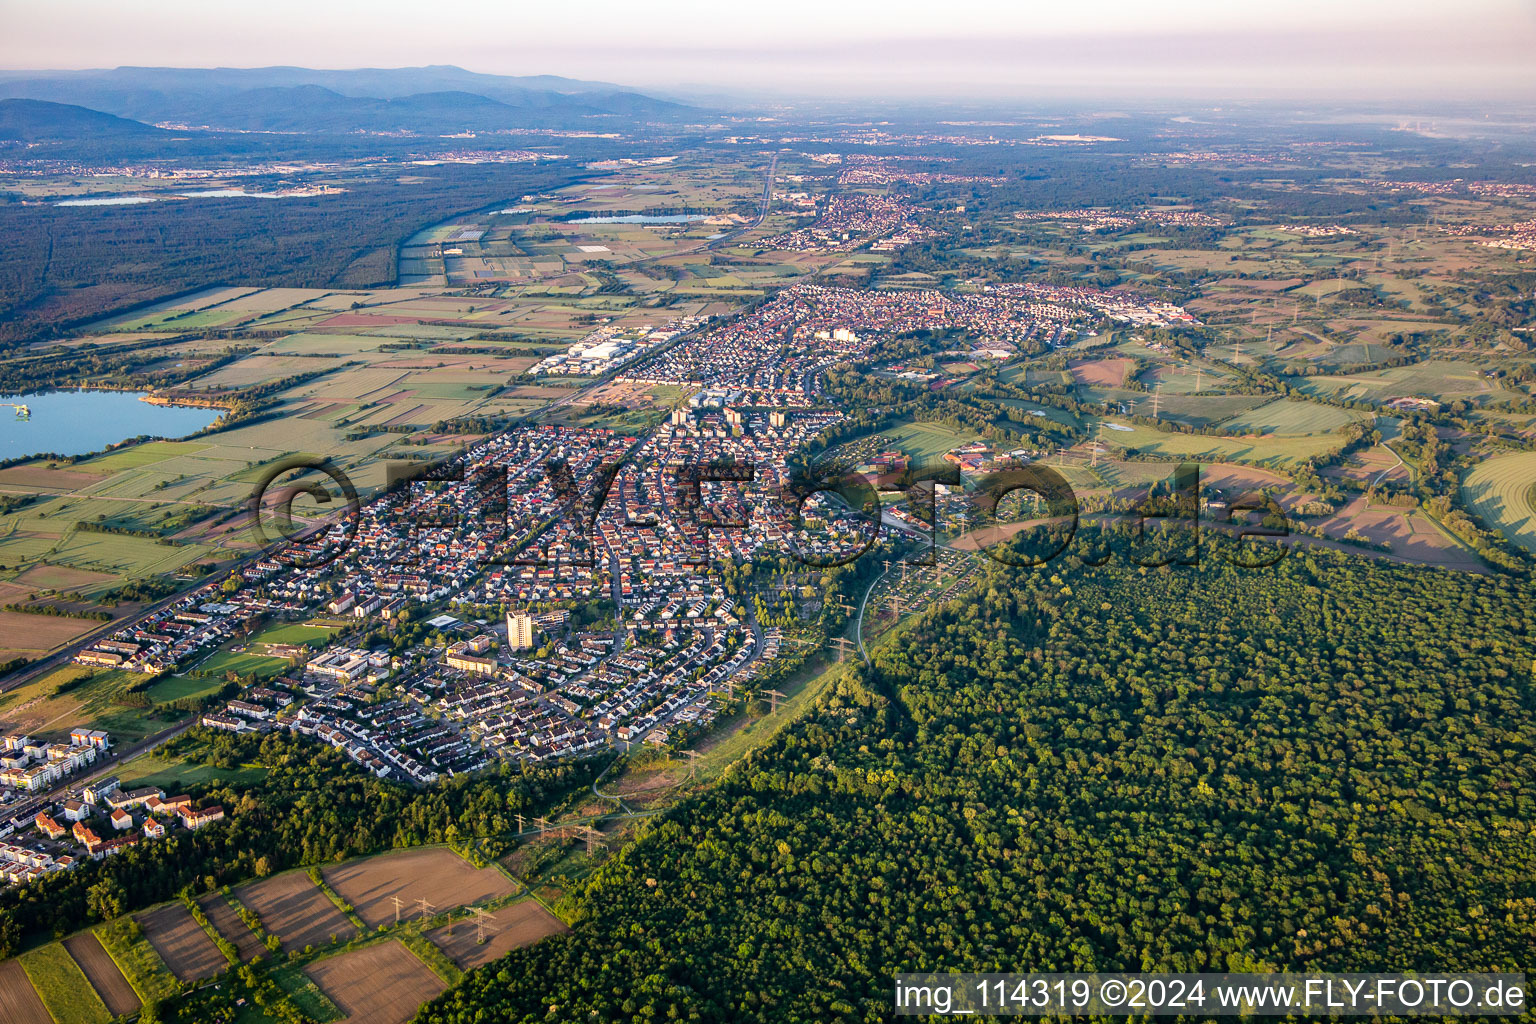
[62,932,140,1018]
[93,918,179,1004]
[20,941,112,1024]
[0,957,51,1024]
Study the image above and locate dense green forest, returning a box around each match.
[0,163,578,344]
[0,731,598,958]
[417,538,1536,1023]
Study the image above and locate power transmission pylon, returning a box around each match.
[417,898,435,921]
[761,688,786,712]
[390,895,405,926]
[470,906,494,944]
[680,749,702,780]
[1151,383,1163,419]
[829,636,855,662]
[581,826,604,857]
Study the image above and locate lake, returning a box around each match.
[0,391,222,461]
[55,190,302,207]
[179,189,284,199]
[55,196,160,207]
[566,214,708,224]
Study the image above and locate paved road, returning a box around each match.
[855,561,894,664]
[1372,442,1407,489]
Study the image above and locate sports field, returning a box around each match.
[194,649,290,679]
[145,675,226,702]
[247,622,338,646]
[1462,452,1536,555]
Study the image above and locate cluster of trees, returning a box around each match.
[417,538,1536,1023]
[0,338,249,396]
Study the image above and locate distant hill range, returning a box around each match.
[0,98,169,141]
[0,65,694,135]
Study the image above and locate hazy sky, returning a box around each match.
[4,0,1534,101]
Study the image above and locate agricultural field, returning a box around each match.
[235,872,359,953]
[1295,360,1500,406]
[198,893,267,962]
[1199,462,1295,496]
[1068,357,1136,388]
[19,941,112,1024]
[94,916,179,1006]
[0,957,51,1024]
[1462,451,1536,556]
[1309,496,1485,572]
[267,960,344,1022]
[1216,398,1367,435]
[426,899,569,970]
[304,941,446,1024]
[1079,459,1192,494]
[322,847,516,929]
[1151,393,1270,428]
[1086,418,1347,469]
[1323,445,1411,487]
[0,609,102,664]
[137,903,228,983]
[62,932,141,1019]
